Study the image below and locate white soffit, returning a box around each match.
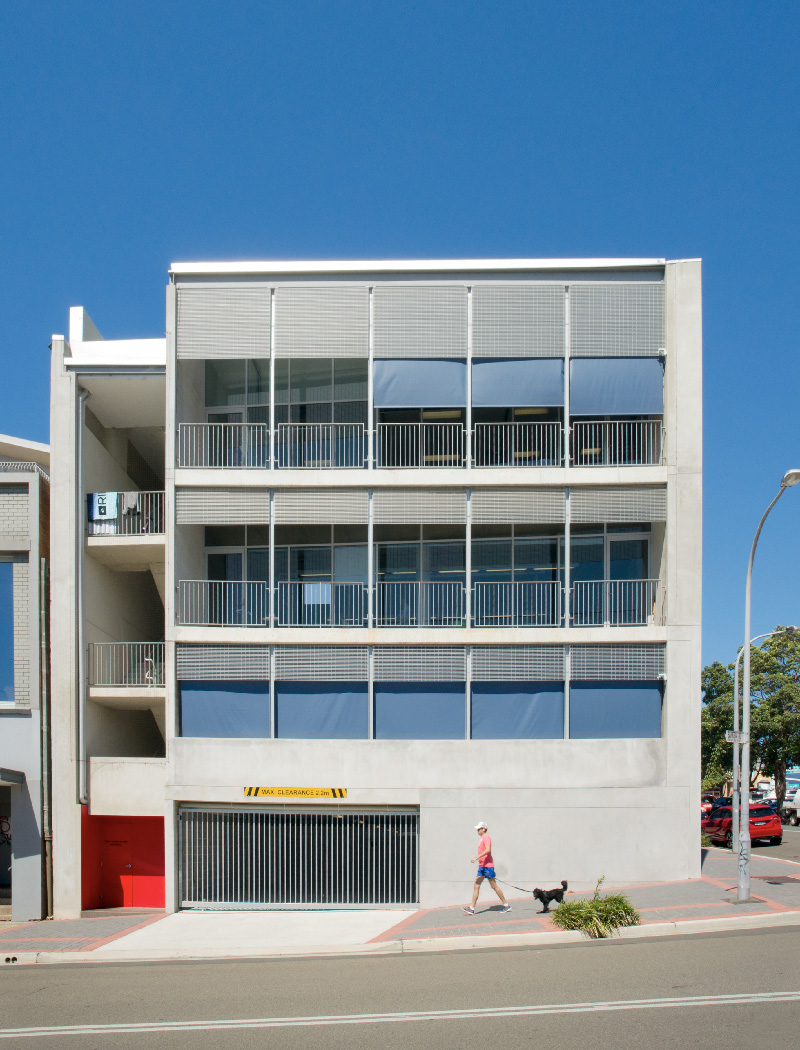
[0,434,49,468]
[68,338,166,366]
[79,374,166,428]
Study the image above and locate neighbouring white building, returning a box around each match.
[50,258,702,916]
[0,434,51,921]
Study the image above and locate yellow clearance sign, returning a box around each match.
[244,787,347,799]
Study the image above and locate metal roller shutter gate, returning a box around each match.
[179,807,419,908]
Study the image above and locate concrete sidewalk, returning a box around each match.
[3,847,800,964]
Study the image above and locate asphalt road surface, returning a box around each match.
[753,823,800,862]
[2,926,800,1048]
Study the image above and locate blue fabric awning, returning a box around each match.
[275,682,368,739]
[569,357,663,416]
[373,359,466,407]
[472,358,564,407]
[569,681,663,738]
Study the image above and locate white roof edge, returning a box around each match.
[0,434,50,468]
[170,257,667,276]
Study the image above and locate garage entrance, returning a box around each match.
[178,807,419,908]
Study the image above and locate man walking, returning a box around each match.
[463,821,511,914]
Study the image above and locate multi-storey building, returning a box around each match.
[0,434,50,921]
[50,259,702,916]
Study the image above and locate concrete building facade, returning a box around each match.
[50,259,702,916]
[0,434,51,921]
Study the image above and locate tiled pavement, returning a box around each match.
[371,848,800,943]
[2,847,800,957]
[0,914,164,953]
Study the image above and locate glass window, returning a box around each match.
[569,681,663,739]
[205,526,246,547]
[179,681,269,738]
[471,539,512,582]
[374,682,465,739]
[334,545,367,582]
[274,360,289,405]
[275,682,368,740]
[423,542,465,582]
[378,543,419,581]
[0,563,13,702]
[334,401,368,425]
[515,538,558,582]
[291,401,332,424]
[205,360,246,407]
[334,359,368,401]
[569,536,604,582]
[290,546,331,581]
[610,540,648,581]
[207,552,242,581]
[247,359,269,404]
[471,682,564,739]
[290,359,332,403]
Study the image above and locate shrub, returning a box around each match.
[701,831,712,847]
[551,877,641,939]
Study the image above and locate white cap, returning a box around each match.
[474,821,487,830]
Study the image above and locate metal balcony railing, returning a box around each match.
[87,491,165,536]
[178,423,270,468]
[571,420,663,466]
[275,424,367,469]
[570,579,661,626]
[374,582,465,627]
[376,424,465,468]
[178,580,270,626]
[275,581,369,626]
[471,582,562,627]
[88,642,165,686]
[472,423,562,467]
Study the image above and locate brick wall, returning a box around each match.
[12,557,29,705]
[0,485,29,542]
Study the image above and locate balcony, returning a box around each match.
[87,491,165,535]
[175,580,663,628]
[471,581,562,627]
[89,642,165,686]
[472,423,562,467]
[570,580,662,626]
[176,420,663,469]
[570,421,663,467]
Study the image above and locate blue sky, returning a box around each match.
[1,2,797,666]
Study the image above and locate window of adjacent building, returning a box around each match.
[0,562,13,702]
[205,360,269,424]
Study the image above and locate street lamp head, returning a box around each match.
[781,469,800,488]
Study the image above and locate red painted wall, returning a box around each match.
[81,808,165,910]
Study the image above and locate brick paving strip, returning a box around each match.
[0,915,165,953]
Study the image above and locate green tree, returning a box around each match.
[701,627,800,808]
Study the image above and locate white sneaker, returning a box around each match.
[462,906,475,914]
[502,903,511,913]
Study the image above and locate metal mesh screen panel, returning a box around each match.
[570,283,664,357]
[570,645,665,680]
[471,646,565,681]
[373,646,466,681]
[470,487,566,524]
[472,284,565,358]
[372,488,465,524]
[176,285,271,359]
[274,285,369,358]
[570,486,667,523]
[274,646,368,680]
[176,645,270,680]
[273,489,368,524]
[373,285,467,358]
[176,488,270,524]
[179,807,419,907]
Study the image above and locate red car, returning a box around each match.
[703,805,783,848]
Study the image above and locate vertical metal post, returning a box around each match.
[269,644,276,739]
[564,486,571,628]
[268,490,275,629]
[465,489,472,627]
[563,285,570,467]
[465,644,472,740]
[269,288,276,469]
[368,287,374,469]
[563,644,571,740]
[466,286,472,470]
[367,490,374,628]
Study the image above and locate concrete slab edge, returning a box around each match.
[5,909,800,967]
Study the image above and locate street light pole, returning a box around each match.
[731,627,796,853]
[738,469,800,901]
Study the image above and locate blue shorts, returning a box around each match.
[477,866,496,879]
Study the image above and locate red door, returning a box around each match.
[99,822,133,907]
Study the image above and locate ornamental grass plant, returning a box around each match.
[551,877,641,939]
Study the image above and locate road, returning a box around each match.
[2,926,800,1048]
[753,823,800,863]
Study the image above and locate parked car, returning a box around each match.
[703,805,783,849]
[701,794,716,816]
[781,788,800,826]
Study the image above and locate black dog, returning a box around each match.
[532,880,568,912]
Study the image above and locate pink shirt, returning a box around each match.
[477,833,493,866]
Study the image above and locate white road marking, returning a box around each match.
[2,991,800,1039]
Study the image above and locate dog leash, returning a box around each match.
[496,878,536,894]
